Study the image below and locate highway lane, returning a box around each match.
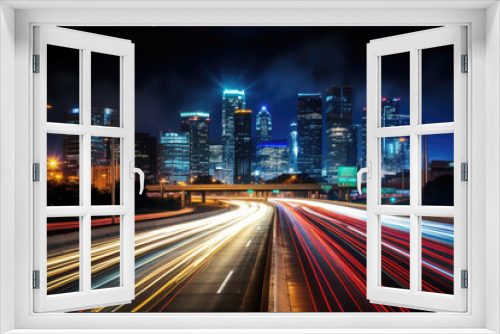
[46,200,274,312]
[271,199,454,312]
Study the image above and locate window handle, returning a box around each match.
[357,162,371,195]
[129,162,144,195]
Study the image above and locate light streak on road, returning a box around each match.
[271,199,454,312]
[46,201,273,312]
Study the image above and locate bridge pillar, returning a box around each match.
[264,191,268,202]
[201,191,206,203]
[315,190,319,199]
[186,191,192,206]
[308,191,312,199]
[180,190,185,208]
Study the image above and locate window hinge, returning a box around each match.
[33,163,40,182]
[33,54,40,73]
[461,162,468,181]
[33,270,40,289]
[461,54,468,73]
[461,270,468,289]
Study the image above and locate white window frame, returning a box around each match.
[1,2,498,333]
[366,26,467,312]
[32,26,136,312]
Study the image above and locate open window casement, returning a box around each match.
[364,26,467,312]
[33,26,136,312]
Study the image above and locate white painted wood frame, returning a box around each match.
[32,26,135,312]
[366,26,467,312]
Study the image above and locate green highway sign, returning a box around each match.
[247,190,254,194]
[273,190,280,194]
[321,185,333,193]
[338,166,358,187]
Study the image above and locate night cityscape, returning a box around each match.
[45,27,455,312]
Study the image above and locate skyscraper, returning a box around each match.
[135,132,157,184]
[209,143,223,182]
[289,121,298,173]
[380,98,409,174]
[256,106,272,145]
[234,109,252,184]
[325,85,357,184]
[297,93,323,180]
[256,140,289,181]
[158,131,190,184]
[181,112,210,178]
[221,89,245,184]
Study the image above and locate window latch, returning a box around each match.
[356,162,371,195]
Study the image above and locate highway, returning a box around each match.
[271,199,454,312]
[46,200,274,312]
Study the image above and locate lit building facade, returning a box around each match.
[256,106,272,145]
[297,93,323,180]
[325,85,357,184]
[289,121,298,173]
[380,98,410,174]
[158,131,190,184]
[209,144,223,182]
[181,112,210,178]
[234,109,252,184]
[256,140,289,181]
[221,89,245,184]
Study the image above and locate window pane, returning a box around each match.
[91,52,120,127]
[381,52,410,127]
[421,216,454,295]
[380,215,410,289]
[421,134,454,206]
[91,215,121,290]
[47,45,80,124]
[47,216,80,295]
[421,45,454,124]
[91,137,121,205]
[47,134,79,206]
[381,136,410,205]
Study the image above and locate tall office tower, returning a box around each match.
[380,97,409,174]
[233,109,252,184]
[209,143,223,182]
[135,132,157,184]
[325,85,357,184]
[288,121,298,173]
[180,111,209,132]
[256,140,289,181]
[182,112,210,178]
[158,131,190,184]
[63,107,120,185]
[297,93,323,180]
[221,89,245,184]
[256,106,272,145]
[361,107,367,168]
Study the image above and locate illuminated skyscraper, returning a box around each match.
[325,85,357,184]
[289,121,298,173]
[256,140,289,181]
[180,111,210,178]
[209,143,223,182]
[135,132,157,184]
[256,106,272,145]
[380,98,409,174]
[297,93,323,180]
[234,109,252,184]
[158,131,190,184]
[221,89,245,184]
[361,107,367,168]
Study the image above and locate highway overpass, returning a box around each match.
[145,183,331,208]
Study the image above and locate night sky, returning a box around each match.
[48,26,454,163]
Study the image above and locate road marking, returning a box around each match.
[246,240,252,248]
[217,270,233,294]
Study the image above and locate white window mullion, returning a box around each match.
[409,47,420,295]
